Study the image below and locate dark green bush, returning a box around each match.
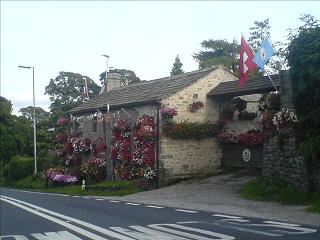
[2,155,34,181]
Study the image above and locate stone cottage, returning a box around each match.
[70,66,237,186]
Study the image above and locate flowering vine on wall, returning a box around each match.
[112,115,157,182]
[44,116,107,185]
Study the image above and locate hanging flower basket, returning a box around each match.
[189,101,204,112]
[160,106,177,119]
[57,116,69,126]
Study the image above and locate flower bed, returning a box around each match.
[218,131,263,145]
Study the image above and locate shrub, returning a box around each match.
[2,156,34,181]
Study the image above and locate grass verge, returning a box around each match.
[2,175,141,196]
[241,177,320,213]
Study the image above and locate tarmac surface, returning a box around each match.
[105,172,320,227]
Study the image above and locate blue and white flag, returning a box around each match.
[253,37,276,69]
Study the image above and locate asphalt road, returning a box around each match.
[1,188,319,240]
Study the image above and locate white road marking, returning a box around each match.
[31,230,82,240]
[177,221,201,224]
[213,214,243,219]
[125,203,140,206]
[175,209,198,213]
[109,200,120,203]
[83,197,91,199]
[73,196,80,198]
[211,222,282,237]
[1,188,70,197]
[0,235,29,240]
[0,197,109,240]
[110,226,188,240]
[1,195,135,240]
[263,221,300,226]
[150,224,235,240]
[145,205,164,209]
[95,199,105,201]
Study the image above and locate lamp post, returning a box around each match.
[18,65,37,174]
[101,55,109,90]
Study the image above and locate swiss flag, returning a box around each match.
[239,36,257,88]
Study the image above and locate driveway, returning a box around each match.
[106,171,320,226]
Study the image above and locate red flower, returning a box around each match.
[55,133,67,143]
[57,116,69,126]
[64,142,74,154]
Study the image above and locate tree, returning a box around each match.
[20,106,50,125]
[248,19,271,51]
[170,55,184,76]
[99,69,141,87]
[45,72,101,115]
[0,97,33,163]
[19,106,54,158]
[288,19,320,191]
[193,39,240,74]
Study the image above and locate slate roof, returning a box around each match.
[207,73,280,98]
[70,66,219,115]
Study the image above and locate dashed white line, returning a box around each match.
[95,199,105,201]
[175,209,198,213]
[73,196,80,198]
[109,200,120,203]
[125,202,141,206]
[213,214,243,219]
[263,221,300,226]
[146,205,164,209]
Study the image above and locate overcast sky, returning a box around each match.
[1,1,319,115]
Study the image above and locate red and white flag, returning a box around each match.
[239,36,257,88]
[83,78,89,100]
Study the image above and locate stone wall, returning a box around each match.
[263,132,320,192]
[162,67,237,123]
[263,132,308,190]
[159,137,222,185]
[158,67,236,185]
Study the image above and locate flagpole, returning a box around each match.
[264,69,279,92]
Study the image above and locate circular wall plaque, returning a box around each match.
[242,148,251,162]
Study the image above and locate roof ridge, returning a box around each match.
[103,66,218,93]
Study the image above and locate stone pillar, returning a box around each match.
[279,70,293,108]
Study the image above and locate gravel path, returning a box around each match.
[104,172,320,226]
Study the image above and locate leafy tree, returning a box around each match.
[0,97,32,163]
[288,21,320,190]
[248,19,271,51]
[20,106,50,125]
[193,39,240,74]
[19,106,54,158]
[170,55,184,76]
[99,69,141,87]
[45,72,100,115]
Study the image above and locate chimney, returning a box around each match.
[102,72,122,92]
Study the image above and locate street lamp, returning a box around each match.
[101,55,109,89]
[18,65,37,174]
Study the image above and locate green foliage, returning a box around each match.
[0,97,33,162]
[241,177,319,206]
[19,106,50,125]
[2,156,34,182]
[299,135,320,159]
[5,175,141,196]
[45,72,101,115]
[100,69,141,87]
[288,25,320,160]
[193,39,240,74]
[170,55,184,76]
[248,19,271,51]
[162,120,223,140]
